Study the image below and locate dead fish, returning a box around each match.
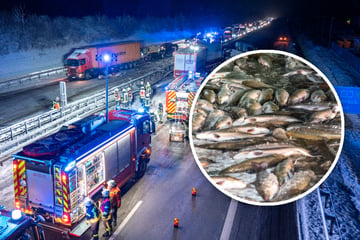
[247,101,262,115]
[242,80,273,89]
[310,105,339,123]
[204,109,225,130]
[214,115,233,130]
[283,69,314,77]
[228,90,245,106]
[208,72,231,80]
[274,159,294,185]
[212,176,247,190]
[217,84,233,105]
[275,88,289,107]
[233,115,302,127]
[255,170,279,201]
[262,101,279,113]
[220,126,271,135]
[193,107,208,117]
[259,88,274,104]
[272,170,315,201]
[287,103,332,111]
[194,137,279,150]
[286,126,341,141]
[288,89,310,105]
[192,112,207,132]
[225,106,248,119]
[233,147,312,161]
[195,131,266,142]
[258,55,272,68]
[272,128,289,141]
[311,89,327,103]
[201,89,216,103]
[240,89,261,104]
[196,99,215,112]
[204,83,221,91]
[219,154,288,174]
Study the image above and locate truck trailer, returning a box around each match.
[12,109,154,236]
[66,41,141,80]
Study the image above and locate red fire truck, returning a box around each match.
[12,109,155,236]
[66,41,141,80]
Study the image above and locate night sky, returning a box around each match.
[0,0,358,20]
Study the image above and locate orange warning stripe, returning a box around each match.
[166,91,176,113]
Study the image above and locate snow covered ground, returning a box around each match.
[298,36,360,239]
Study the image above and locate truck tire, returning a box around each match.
[85,71,91,80]
[135,160,147,179]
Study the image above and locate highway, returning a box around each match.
[0,18,300,239]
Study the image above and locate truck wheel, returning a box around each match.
[136,160,147,179]
[85,71,91,80]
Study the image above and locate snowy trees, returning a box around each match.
[0,9,195,55]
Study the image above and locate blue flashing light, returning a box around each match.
[103,54,110,62]
[206,33,212,38]
[11,209,22,221]
[138,107,145,113]
[64,160,76,172]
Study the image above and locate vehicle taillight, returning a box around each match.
[15,200,20,209]
[284,37,287,41]
[62,174,67,183]
[13,163,17,170]
[279,37,283,41]
[63,213,70,224]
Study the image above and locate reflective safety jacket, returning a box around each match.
[86,204,100,223]
[110,187,121,209]
[100,197,111,220]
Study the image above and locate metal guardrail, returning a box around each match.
[0,67,67,94]
[0,66,172,164]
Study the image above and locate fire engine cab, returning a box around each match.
[12,109,154,237]
[0,206,45,240]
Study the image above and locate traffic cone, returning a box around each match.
[192,187,197,196]
[174,218,179,228]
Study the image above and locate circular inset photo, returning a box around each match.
[189,50,344,206]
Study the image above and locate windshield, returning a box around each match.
[67,59,80,66]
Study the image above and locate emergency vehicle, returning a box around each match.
[12,109,155,237]
[0,207,45,240]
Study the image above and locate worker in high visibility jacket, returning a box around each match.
[128,87,133,106]
[121,88,128,108]
[144,93,151,112]
[158,102,164,123]
[145,82,152,97]
[52,97,60,110]
[85,197,101,240]
[107,180,121,227]
[100,189,112,237]
[114,88,120,108]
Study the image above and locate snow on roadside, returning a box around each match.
[298,36,360,239]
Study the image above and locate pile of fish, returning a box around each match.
[191,53,343,203]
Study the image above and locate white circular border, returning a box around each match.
[189,49,345,206]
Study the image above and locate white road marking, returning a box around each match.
[220,199,238,240]
[110,200,143,239]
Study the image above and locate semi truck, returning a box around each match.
[65,41,141,80]
[173,42,223,77]
[0,207,45,240]
[12,109,155,236]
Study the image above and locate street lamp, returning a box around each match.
[103,53,110,123]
